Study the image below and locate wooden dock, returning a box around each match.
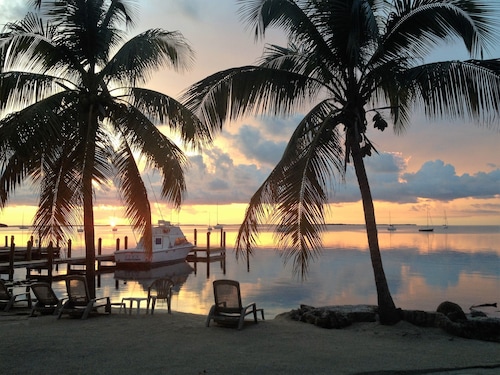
[0,228,227,282]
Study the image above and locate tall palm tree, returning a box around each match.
[0,0,212,297]
[183,0,500,324]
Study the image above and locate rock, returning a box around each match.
[469,309,487,318]
[436,315,500,342]
[287,305,377,329]
[436,301,467,322]
[400,309,440,327]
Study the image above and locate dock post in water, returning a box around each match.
[206,231,211,278]
[47,242,54,284]
[26,239,32,261]
[97,238,103,287]
[8,236,15,281]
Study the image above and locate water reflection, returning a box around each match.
[114,261,194,291]
[2,225,499,318]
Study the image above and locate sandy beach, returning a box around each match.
[1,307,499,375]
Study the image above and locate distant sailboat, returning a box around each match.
[419,209,434,232]
[214,203,223,230]
[207,212,213,232]
[442,210,449,229]
[387,212,397,231]
[19,214,29,229]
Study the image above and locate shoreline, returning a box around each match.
[1,308,499,375]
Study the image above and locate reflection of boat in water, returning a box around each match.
[114,220,194,268]
[114,261,194,291]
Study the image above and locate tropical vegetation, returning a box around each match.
[0,0,211,296]
[183,0,500,324]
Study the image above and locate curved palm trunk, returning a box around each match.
[350,140,400,325]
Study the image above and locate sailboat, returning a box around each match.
[19,214,29,229]
[442,210,449,229]
[419,209,434,232]
[387,212,396,231]
[213,203,223,230]
[207,212,213,232]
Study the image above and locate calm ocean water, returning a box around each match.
[2,224,499,318]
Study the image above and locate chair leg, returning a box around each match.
[206,305,215,327]
[238,315,245,330]
[82,304,93,319]
[5,297,15,312]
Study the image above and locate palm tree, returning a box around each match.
[0,0,211,297]
[183,0,500,324]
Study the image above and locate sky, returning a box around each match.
[0,0,499,227]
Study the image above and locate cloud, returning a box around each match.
[307,154,500,205]
[0,1,28,24]
[183,147,271,204]
[233,125,287,166]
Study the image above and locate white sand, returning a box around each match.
[1,308,499,375]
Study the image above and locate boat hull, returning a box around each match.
[114,243,193,269]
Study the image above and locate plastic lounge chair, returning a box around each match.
[57,275,111,319]
[0,279,31,312]
[147,278,174,314]
[206,279,264,330]
[30,282,65,317]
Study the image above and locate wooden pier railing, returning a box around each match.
[0,228,226,282]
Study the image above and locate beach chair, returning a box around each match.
[147,277,174,314]
[29,282,64,317]
[57,275,111,319]
[206,279,264,330]
[0,279,32,312]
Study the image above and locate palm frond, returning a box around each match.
[110,103,188,207]
[405,59,500,126]
[182,66,321,129]
[113,138,152,257]
[32,143,82,242]
[259,43,345,101]
[238,0,340,67]
[125,87,212,149]
[104,29,194,87]
[383,0,496,61]
[0,72,66,112]
[236,102,345,277]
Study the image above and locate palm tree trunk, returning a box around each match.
[83,170,96,299]
[350,140,400,325]
[82,105,97,299]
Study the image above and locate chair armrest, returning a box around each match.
[241,302,257,314]
[94,296,110,303]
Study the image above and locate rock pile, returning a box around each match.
[284,301,500,342]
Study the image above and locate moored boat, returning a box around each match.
[114,220,194,269]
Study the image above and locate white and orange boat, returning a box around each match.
[114,220,194,268]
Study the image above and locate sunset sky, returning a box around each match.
[0,0,499,227]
